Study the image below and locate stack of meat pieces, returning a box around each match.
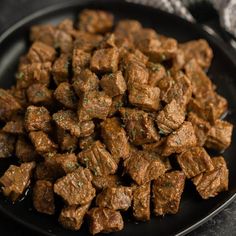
[0,9,233,235]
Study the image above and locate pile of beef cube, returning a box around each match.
[0,9,233,235]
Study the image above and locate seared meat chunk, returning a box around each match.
[34,162,55,181]
[78,141,117,176]
[123,150,166,185]
[96,186,132,211]
[162,121,197,156]
[152,171,185,216]
[88,207,124,235]
[147,62,166,86]
[54,82,78,110]
[0,88,22,121]
[192,156,228,199]
[54,167,95,205]
[33,180,55,215]
[156,99,185,134]
[25,106,51,132]
[128,83,160,111]
[80,120,95,137]
[53,110,81,137]
[101,117,129,162]
[72,49,91,75]
[29,131,57,154]
[59,203,90,231]
[133,183,150,221]
[90,48,119,73]
[177,147,214,178]
[79,10,113,34]
[78,91,112,121]
[100,71,127,97]
[120,108,159,145]
[92,175,120,190]
[2,117,24,134]
[0,162,35,201]
[0,132,15,158]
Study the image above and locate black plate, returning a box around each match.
[0,0,236,235]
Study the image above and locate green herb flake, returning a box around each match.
[16,72,24,80]
[160,54,166,61]
[158,129,165,135]
[77,181,83,188]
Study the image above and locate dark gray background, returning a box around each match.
[0,0,236,235]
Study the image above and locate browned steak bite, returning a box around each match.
[2,116,25,134]
[0,132,15,158]
[156,99,185,134]
[27,83,53,105]
[79,9,113,34]
[27,41,56,63]
[128,83,160,111]
[25,106,52,132]
[33,180,55,215]
[88,207,124,235]
[29,131,57,154]
[152,171,185,216]
[192,156,228,199]
[0,88,22,121]
[80,120,95,137]
[90,48,119,73]
[177,147,214,178]
[162,121,197,156]
[123,150,166,185]
[0,162,35,201]
[34,162,55,181]
[96,186,132,211]
[72,49,91,75]
[72,69,99,95]
[54,167,95,205]
[78,140,117,176]
[59,203,90,231]
[92,175,120,190]
[132,183,150,221]
[54,82,78,110]
[120,108,160,145]
[205,120,233,151]
[53,110,81,137]
[100,71,127,97]
[101,117,129,162]
[78,91,112,121]
[147,62,166,86]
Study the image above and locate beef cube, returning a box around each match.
[152,171,185,216]
[187,112,211,146]
[80,120,95,137]
[59,203,90,231]
[108,94,125,117]
[27,83,53,105]
[100,71,127,97]
[53,110,81,137]
[162,121,197,156]
[88,207,124,235]
[2,116,25,134]
[79,9,113,34]
[180,39,213,69]
[101,117,129,162]
[147,62,166,86]
[156,99,185,135]
[72,49,91,75]
[123,150,166,185]
[52,54,70,85]
[0,132,15,158]
[78,91,112,121]
[128,83,160,111]
[27,41,56,63]
[78,141,117,176]
[54,82,78,110]
[57,19,75,35]
[205,120,233,151]
[33,180,55,215]
[15,136,39,162]
[120,108,159,145]
[96,186,132,211]
[171,48,186,72]
[0,162,35,201]
[92,175,120,190]
[177,147,214,178]
[54,30,73,53]
[79,135,96,150]
[54,167,95,205]
[0,88,22,121]
[34,162,55,181]
[72,69,99,95]
[192,156,228,199]
[25,106,52,132]
[132,183,150,221]
[29,131,57,154]
[99,33,116,49]
[90,48,119,73]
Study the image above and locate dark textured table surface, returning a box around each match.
[0,0,236,235]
